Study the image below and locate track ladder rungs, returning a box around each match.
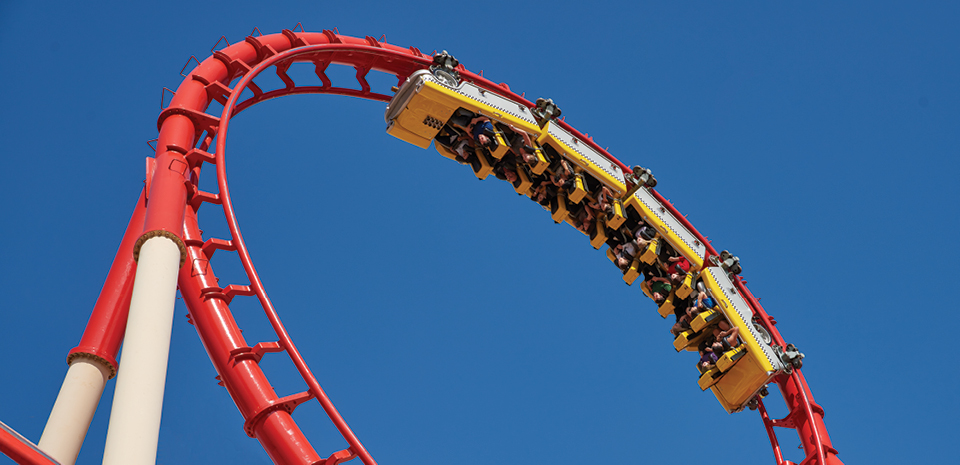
[229,341,284,364]
[186,148,217,166]
[201,238,235,259]
[275,61,296,90]
[187,183,221,209]
[199,283,253,304]
[324,448,357,465]
[242,390,315,438]
[222,284,255,304]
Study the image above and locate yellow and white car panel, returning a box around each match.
[700,266,786,411]
[624,188,707,270]
[386,69,542,149]
[537,121,627,196]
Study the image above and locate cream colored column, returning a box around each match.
[101,237,181,465]
[37,358,112,465]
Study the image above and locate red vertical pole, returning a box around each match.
[66,188,147,376]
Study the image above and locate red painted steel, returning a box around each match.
[160,30,436,465]
[136,146,188,262]
[757,399,788,465]
[208,41,439,465]
[178,208,324,465]
[0,422,58,465]
[66,188,147,377]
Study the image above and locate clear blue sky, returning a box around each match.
[1,1,957,464]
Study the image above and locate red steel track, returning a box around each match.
[1,28,843,465]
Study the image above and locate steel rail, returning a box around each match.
[210,43,438,465]
[0,27,839,465]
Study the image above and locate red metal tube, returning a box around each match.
[778,371,842,465]
[0,422,58,465]
[136,147,189,264]
[66,188,147,377]
[757,399,787,465]
[178,208,322,465]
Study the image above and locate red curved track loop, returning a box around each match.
[156,29,841,465]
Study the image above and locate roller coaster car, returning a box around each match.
[390,68,776,414]
[385,69,541,149]
[697,266,788,412]
[622,195,706,272]
[535,121,626,197]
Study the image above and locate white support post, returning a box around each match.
[37,358,112,465]
[101,236,181,465]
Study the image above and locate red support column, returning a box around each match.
[102,123,192,464]
[66,187,147,377]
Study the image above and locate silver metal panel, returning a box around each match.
[386,72,629,191]
[631,188,708,260]
[384,69,433,124]
[447,80,539,126]
[704,267,785,373]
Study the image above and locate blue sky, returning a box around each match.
[1,1,957,464]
